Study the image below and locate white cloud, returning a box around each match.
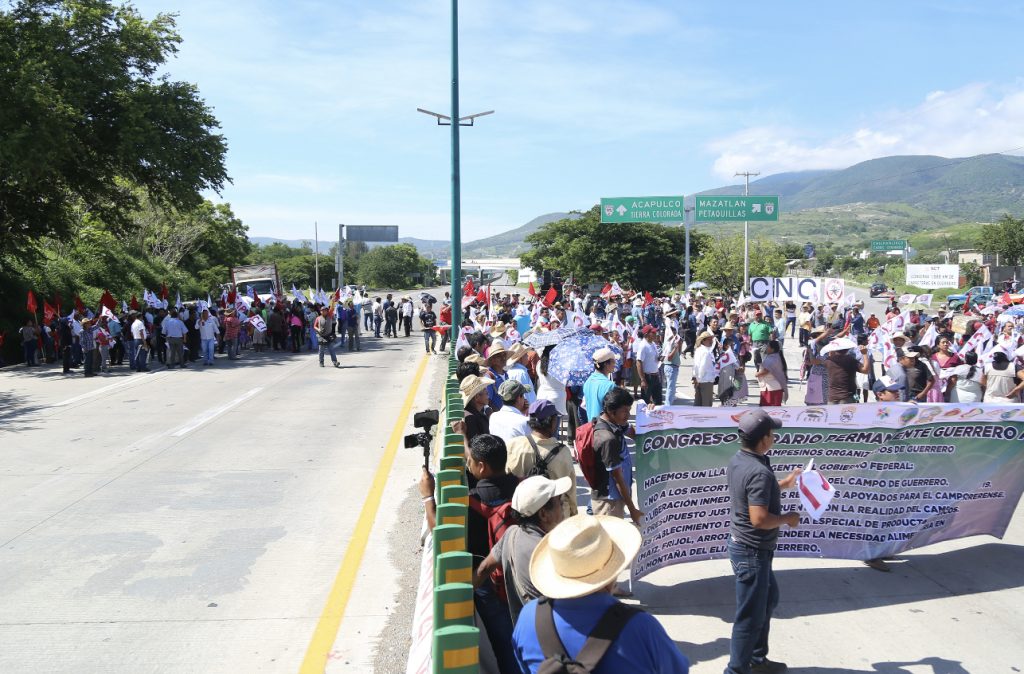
[708,82,1024,180]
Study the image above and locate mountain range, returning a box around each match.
[251,153,1024,256]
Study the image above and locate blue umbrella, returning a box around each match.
[523,325,591,349]
[547,333,624,387]
[1004,305,1024,317]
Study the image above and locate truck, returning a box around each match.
[946,285,993,312]
[230,264,281,302]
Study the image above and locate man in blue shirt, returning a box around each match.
[582,347,617,423]
[512,513,689,673]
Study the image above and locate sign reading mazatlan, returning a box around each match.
[632,403,1024,580]
[695,195,779,222]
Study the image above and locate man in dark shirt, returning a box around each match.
[590,387,644,526]
[726,409,802,674]
[419,302,438,354]
[815,343,870,404]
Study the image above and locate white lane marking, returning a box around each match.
[171,387,263,437]
[50,372,170,408]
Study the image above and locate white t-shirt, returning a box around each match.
[131,318,147,340]
[636,339,660,374]
[488,406,531,445]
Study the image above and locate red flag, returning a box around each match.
[159,282,169,300]
[100,290,116,311]
[475,288,487,304]
[227,290,236,304]
[644,291,654,307]
[74,294,86,313]
[129,295,139,311]
[599,283,612,298]
[463,278,475,297]
[43,301,57,323]
[1002,291,1012,305]
[26,290,38,314]
[542,286,557,307]
[528,281,537,297]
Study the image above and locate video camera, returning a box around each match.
[404,409,440,468]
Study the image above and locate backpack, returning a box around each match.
[527,438,566,479]
[535,597,641,673]
[468,495,516,602]
[574,422,602,491]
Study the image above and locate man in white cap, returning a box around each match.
[726,409,802,674]
[512,514,690,673]
[475,475,572,623]
[583,347,618,423]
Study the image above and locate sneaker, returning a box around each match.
[334,362,342,368]
[863,558,891,572]
[751,658,787,673]
[320,362,325,368]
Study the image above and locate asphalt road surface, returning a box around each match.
[0,287,450,673]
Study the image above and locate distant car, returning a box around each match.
[869,282,889,297]
[947,285,993,304]
[948,292,992,312]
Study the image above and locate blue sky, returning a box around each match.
[133,0,1024,243]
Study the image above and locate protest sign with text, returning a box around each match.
[632,403,1024,580]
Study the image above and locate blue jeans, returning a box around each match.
[202,338,216,364]
[474,580,518,674]
[318,339,338,365]
[663,363,679,405]
[373,316,382,337]
[127,338,139,368]
[726,541,779,674]
[134,344,149,371]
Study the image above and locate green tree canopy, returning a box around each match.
[0,0,229,255]
[520,206,706,292]
[980,214,1024,268]
[692,234,787,295]
[356,243,434,288]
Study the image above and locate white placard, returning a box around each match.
[906,264,960,289]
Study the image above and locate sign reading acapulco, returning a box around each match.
[599,196,685,223]
[631,403,1024,580]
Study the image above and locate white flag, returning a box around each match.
[249,315,267,332]
[915,294,933,306]
[797,459,836,522]
[898,293,915,305]
[175,291,183,310]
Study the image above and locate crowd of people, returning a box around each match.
[410,282,1024,674]
[10,289,455,374]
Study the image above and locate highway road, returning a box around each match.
[0,287,451,673]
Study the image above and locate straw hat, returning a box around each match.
[486,342,507,360]
[529,514,642,599]
[697,330,715,343]
[465,352,487,367]
[490,321,508,337]
[506,342,528,365]
[459,374,495,405]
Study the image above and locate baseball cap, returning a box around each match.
[528,399,559,421]
[896,348,919,359]
[498,379,527,402]
[592,347,616,364]
[512,475,573,517]
[872,375,904,394]
[737,409,782,446]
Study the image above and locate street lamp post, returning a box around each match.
[416,0,492,336]
[684,205,694,292]
[735,170,760,292]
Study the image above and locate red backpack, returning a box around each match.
[468,496,516,602]
[574,421,602,491]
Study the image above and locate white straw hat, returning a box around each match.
[529,514,641,599]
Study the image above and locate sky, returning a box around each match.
[132,0,1024,244]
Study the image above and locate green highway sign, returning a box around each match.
[600,196,685,223]
[871,239,908,252]
[694,195,779,222]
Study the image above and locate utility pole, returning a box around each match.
[684,205,694,292]
[314,220,319,292]
[416,0,493,336]
[337,224,345,289]
[735,171,760,292]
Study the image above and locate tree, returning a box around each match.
[520,206,707,291]
[960,261,984,288]
[0,0,228,257]
[980,215,1024,275]
[813,252,837,277]
[356,244,433,289]
[691,234,786,295]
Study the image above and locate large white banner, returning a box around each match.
[749,277,825,304]
[906,264,960,289]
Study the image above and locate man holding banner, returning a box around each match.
[726,410,802,674]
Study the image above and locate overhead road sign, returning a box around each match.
[871,239,908,252]
[695,195,779,222]
[600,196,685,223]
[346,225,399,242]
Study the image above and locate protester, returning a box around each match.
[726,409,802,674]
[314,306,341,368]
[505,400,577,518]
[692,331,718,407]
[419,301,438,354]
[512,514,690,673]
[583,347,618,423]
[504,343,537,405]
[591,387,643,529]
[490,379,532,444]
[755,340,787,406]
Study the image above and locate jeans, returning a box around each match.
[423,330,436,353]
[798,328,809,347]
[23,339,37,365]
[373,315,382,337]
[83,348,96,376]
[127,338,139,368]
[347,325,360,351]
[318,339,338,365]
[168,337,184,367]
[226,338,239,359]
[364,310,373,331]
[202,338,216,364]
[726,541,779,674]
[439,328,450,352]
[403,316,412,336]
[474,579,518,674]
[663,363,679,404]
[134,344,149,371]
[785,316,796,337]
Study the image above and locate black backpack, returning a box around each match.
[535,597,641,673]
[526,438,566,480]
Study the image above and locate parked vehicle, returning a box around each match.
[869,282,889,297]
[230,264,281,302]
